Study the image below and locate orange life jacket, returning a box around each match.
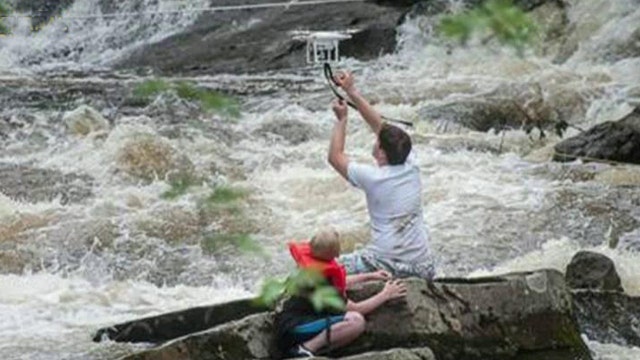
[288,241,347,297]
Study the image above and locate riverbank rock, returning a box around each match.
[118,270,592,360]
[417,82,572,134]
[93,298,267,343]
[553,107,640,165]
[565,251,623,292]
[566,252,640,347]
[117,2,406,75]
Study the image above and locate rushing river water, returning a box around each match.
[1,0,640,359]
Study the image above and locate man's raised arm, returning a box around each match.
[334,71,383,134]
[328,99,349,180]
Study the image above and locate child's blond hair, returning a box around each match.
[310,228,341,261]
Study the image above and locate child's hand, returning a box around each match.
[382,280,407,301]
[368,270,391,281]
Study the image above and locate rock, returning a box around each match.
[340,24,397,61]
[367,0,423,8]
[565,251,623,292]
[566,8,640,64]
[63,105,110,136]
[0,163,93,205]
[254,120,317,145]
[117,2,405,75]
[553,107,640,165]
[417,81,594,134]
[15,0,74,30]
[340,271,590,359]
[93,298,268,343]
[419,99,531,133]
[573,291,640,347]
[0,77,129,113]
[123,313,275,360]
[120,270,592,360]
[319,347,436,360]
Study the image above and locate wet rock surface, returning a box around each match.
[554,107,640,165]
[117,1,406,75]
[566,251,623,292]
[116,270,592,360]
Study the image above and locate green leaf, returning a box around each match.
[255,268,345,312]
[133,79,171,100]
[206,186,247,205]
[235,234,265,255]
[0,1,11,35]
[160,175,199,200]
[174,81,201,101]
[201,233,263,255]
[439,16,473,45]
[256,279,286,308]
[310,286,345,312]
[437,0,538,56]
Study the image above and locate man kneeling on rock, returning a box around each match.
[328,71,435,279]
[275,228,406,358]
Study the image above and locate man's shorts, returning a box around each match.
[339,250,435,279]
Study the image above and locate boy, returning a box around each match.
[275,228,407,358]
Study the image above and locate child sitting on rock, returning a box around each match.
[275,228,407,358]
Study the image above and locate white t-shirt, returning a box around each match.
[347,151,431,263]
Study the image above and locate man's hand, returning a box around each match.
[332,70,382,134]
[368,270,392,281]
[332,99,348,121]
[382,280,408,301]
[334,71,356,93]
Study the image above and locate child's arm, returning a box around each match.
[345,280,406,316]
[346,270,391,287]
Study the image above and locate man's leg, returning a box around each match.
[374,257,436,279]
[339,250,378,275]
[340,251,435,279]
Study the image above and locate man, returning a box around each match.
[327,71,435,279]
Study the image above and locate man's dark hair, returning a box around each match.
[378,123,412,165]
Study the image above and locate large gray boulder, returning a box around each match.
[567,252,640,347]
[417,81,586,134]
[565,251,623,292]
[118,2,405,76]
[93,298,268,343]
[553,107,640,165]
[120,270,592,360]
